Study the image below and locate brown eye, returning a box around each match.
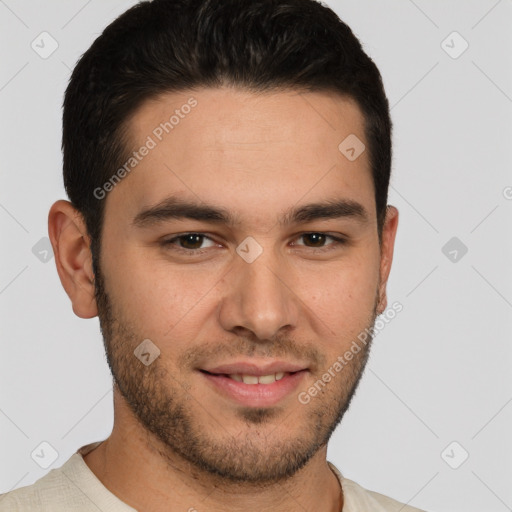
[302,233,327,247]
[293,233,347,251]
[162,233,217,252]
[177,234,206,249]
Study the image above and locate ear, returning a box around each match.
[376,206,399,315]
[48,200,98,319]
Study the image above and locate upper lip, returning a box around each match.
[201,361,308,376]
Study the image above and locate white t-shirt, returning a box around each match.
[0,442,427,511]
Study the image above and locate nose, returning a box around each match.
[217,248,300,341]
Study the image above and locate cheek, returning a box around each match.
[104,249,218,338]
[299,254,379,334]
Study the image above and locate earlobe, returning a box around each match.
[48,200,98,319]
[377,205,399,315]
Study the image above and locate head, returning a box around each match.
[49,0,398,484]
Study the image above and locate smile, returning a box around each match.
[199,369,307,407]
[225,372,288,384]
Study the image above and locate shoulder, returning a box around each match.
[0,442,108,512]
[0,462,66,512]
[341,477,427,512]
[328,462,428,512]
[0,443,136,512]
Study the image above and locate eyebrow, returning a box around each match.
[132,196,369,228]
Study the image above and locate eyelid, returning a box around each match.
[162,232,220,250]
[160,231,347,256]
[291,232,346,246]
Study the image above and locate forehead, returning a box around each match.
[107,87,375,226]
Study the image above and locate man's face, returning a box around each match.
[93,87,394,483]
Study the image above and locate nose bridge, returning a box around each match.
[219,245,299,340]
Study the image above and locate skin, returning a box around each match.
[48,87,398,512]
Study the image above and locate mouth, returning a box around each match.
[198,365,308,407]
[201,370,293,384]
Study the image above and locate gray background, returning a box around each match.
[1,1,511,511]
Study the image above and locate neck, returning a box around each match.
[83,392,343,512]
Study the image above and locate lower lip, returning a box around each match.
[200,370,307,407]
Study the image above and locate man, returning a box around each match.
[0,0,426,510]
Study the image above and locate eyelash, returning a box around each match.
[160,232,347,255]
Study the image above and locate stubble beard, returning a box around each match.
[93,260,378,485]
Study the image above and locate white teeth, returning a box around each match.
[228,373,289,384]
[258,374,276,384]
[242,375,259,384]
